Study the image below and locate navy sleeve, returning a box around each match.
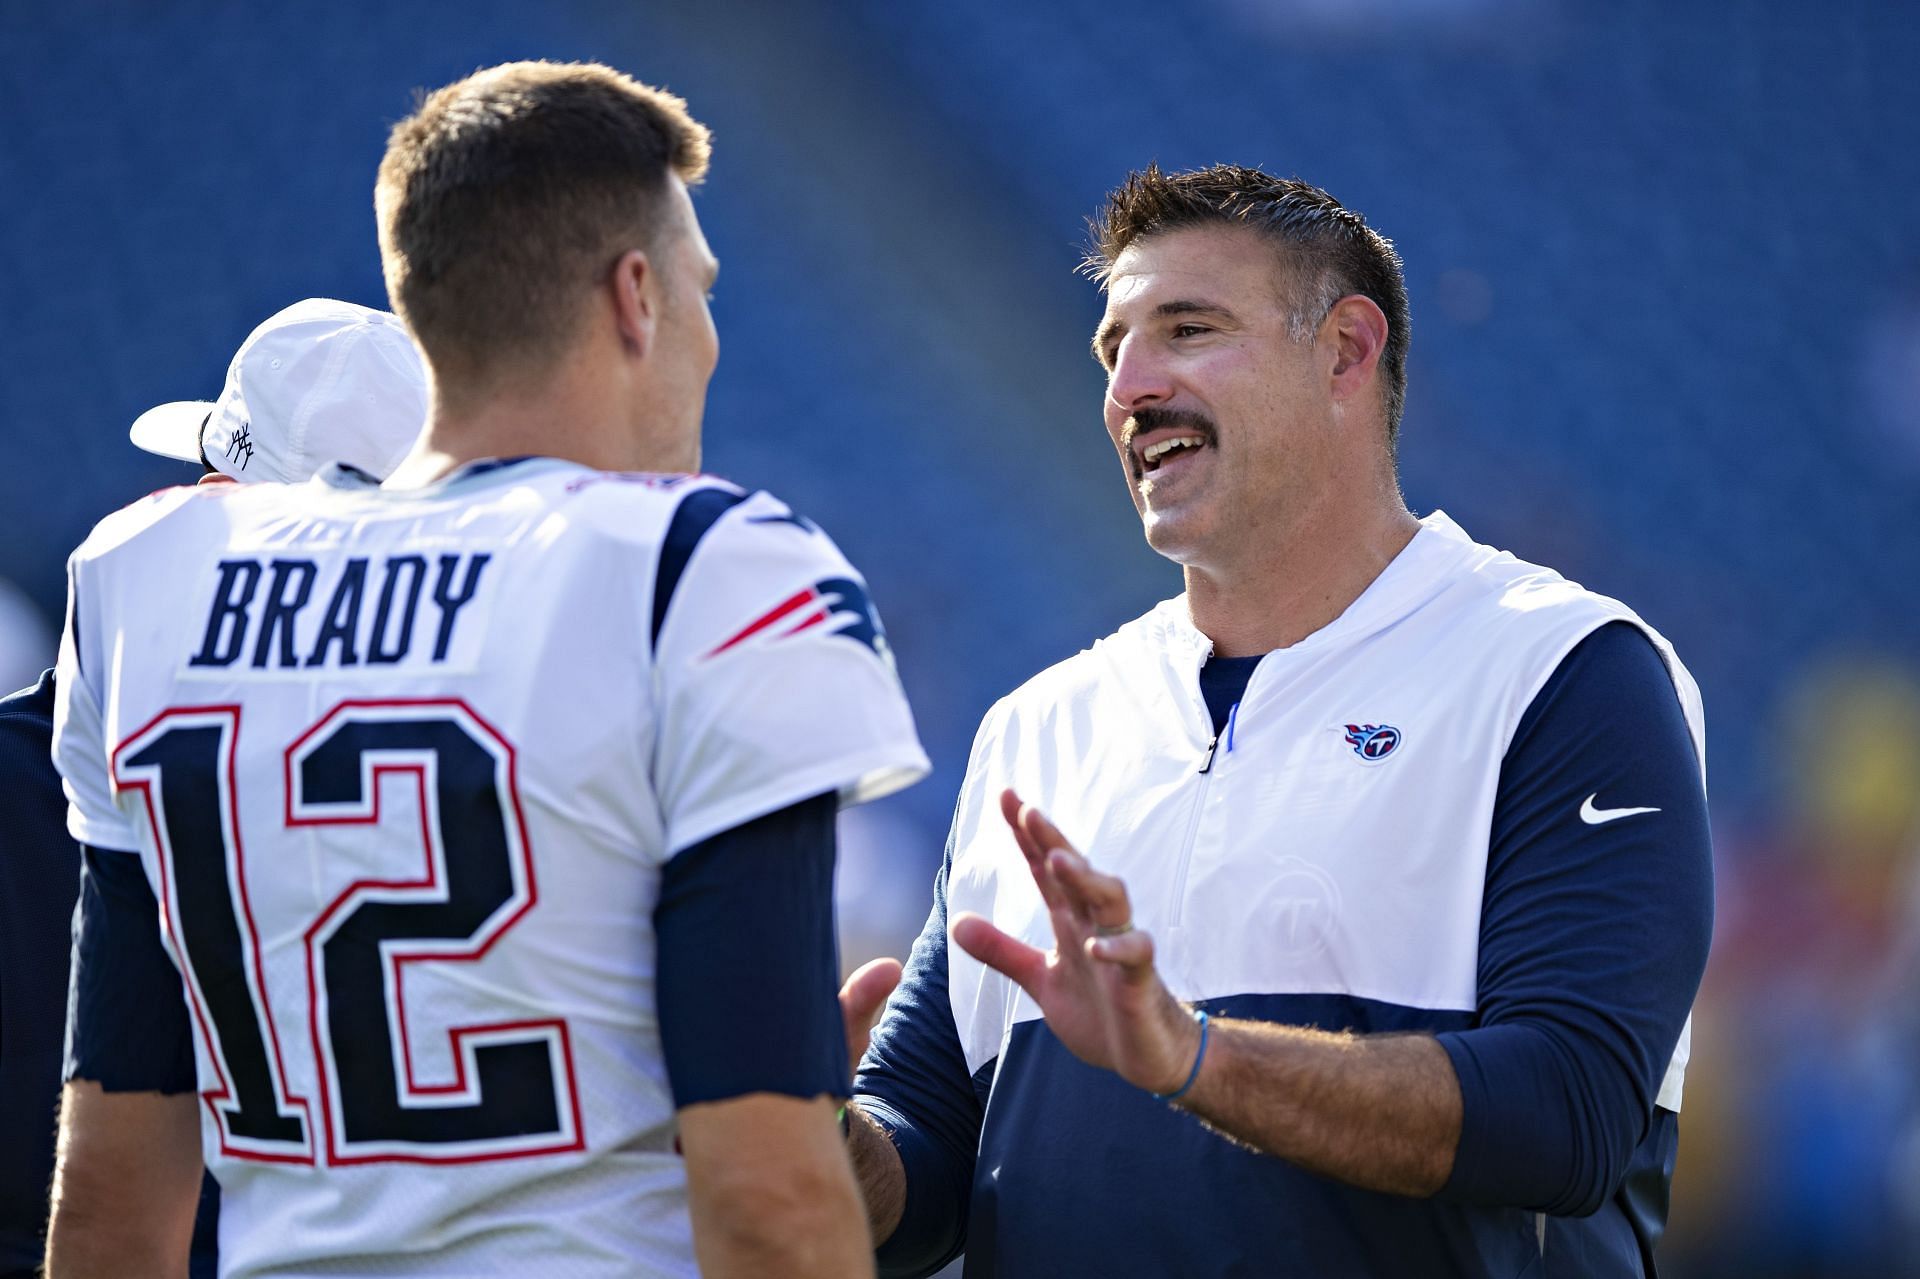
[854,844,983,1278]
[65,846,197,1093]
[1435,621,1714,1216]
[0,672,83,1272]
[654,791,848,1107]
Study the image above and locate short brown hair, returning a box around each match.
[1085,165,1411,445]
[376,61,711,388]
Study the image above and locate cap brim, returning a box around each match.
[129,401,215,464]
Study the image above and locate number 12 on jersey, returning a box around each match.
[112,699,584,1166]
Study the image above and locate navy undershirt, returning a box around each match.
[1197,653,1264,738]
[857,620,1714,1278]
[654,791,849,1106]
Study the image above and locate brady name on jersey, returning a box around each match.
[187,547,491,671]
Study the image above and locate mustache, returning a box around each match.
[1122,408,1218,468]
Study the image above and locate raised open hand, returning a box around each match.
[949,789,1201,1096]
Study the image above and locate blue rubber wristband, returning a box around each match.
[1151,1009,1210,1101]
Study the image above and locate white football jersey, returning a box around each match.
[53,458,928,1277]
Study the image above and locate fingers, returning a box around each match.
[951,911,1048,994]
[1017,803,1078,864]
[1048,847,1133,936]
[840,957,902,1025]
[838,957,903,1074]
[1084,927,1157,979]
[1000,789,1067,909]
[999,789,1037,856]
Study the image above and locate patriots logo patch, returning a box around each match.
[1343,723,1402,762]
[705,577,893,665]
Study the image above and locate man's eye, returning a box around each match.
[1172,324,1208,338]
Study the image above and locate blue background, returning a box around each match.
[4,2,1917,1272]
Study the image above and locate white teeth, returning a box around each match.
[1142,435,1204,465]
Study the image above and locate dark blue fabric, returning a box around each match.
[1436,622,1712,1262]
[654,791,849,1107]
[65,847,197,1093]
[64,845,225,1278]
[856,622,1712,1278]
[0,671,80,1274]
[1197,654,1262,737]
[971,1002,1544,1279]
[855,841,983,1278]
[649,485,748,652]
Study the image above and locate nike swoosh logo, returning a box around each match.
[1580,793,1661,825]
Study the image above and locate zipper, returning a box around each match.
[1167,734,1218,928]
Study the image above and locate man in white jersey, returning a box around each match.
[846,167,1713,1277]
[49,61,925,1278]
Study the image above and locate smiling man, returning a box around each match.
[841,166,1714,1277]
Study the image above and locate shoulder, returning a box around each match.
[0,667,56,733]
[535,469,746,537]
[1424,515,1671,659]
[978,598,1183,737]
[533,471,842,566]
[644,479,880,657]
[1423,514,1703,750]
[68,484,216,571]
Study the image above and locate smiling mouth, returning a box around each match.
[1139,434,1207,473]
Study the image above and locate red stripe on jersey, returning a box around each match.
[777,608,832,638]
[705,587,818,658]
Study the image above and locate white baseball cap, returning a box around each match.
[130,298,428,483]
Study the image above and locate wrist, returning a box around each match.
[1149,1006,1210,1102]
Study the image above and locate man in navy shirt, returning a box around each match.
[0,298,427,1279]
[841,166,1713,1277]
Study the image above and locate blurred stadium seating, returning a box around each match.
[3,1,1915,1272]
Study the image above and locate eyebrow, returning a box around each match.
[1091,300,1238,366]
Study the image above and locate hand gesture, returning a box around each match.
[838,957,902,1082]
[949,789,1201,1096]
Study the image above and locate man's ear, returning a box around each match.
[609,248,657,359]
[1324,294,1388,406]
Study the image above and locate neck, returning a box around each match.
[385,352,685,488]
[1183,491,1421,657]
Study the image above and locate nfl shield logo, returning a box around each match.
[1343,723,1402,762]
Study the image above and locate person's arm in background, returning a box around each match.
[954,622,1714,1208]
[656,793,873,1279]
[838,956,909,1242]
[847,845,986,1277]
[45,849,204,1279]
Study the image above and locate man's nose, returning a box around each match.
[1107,340,1173,415]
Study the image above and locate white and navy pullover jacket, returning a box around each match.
[856,512,1714,1278]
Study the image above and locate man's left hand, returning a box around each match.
[949,789,1202,1096]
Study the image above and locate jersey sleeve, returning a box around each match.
[52,556,140,853]
[649,489,929,855]
[1435,621,1714,1216]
